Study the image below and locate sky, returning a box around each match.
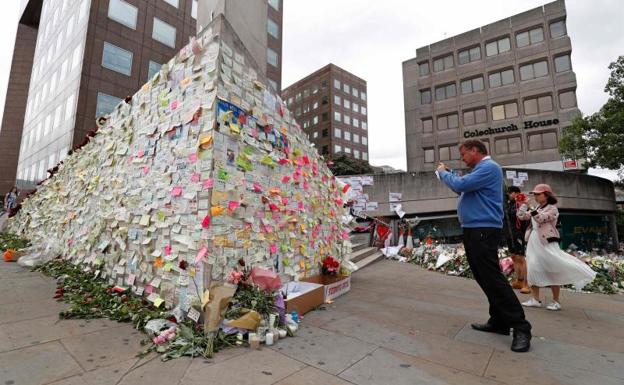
[0,0,622,179]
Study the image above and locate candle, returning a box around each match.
[278,329,287,338]
[248,333,260,349]
[265,332,274,346]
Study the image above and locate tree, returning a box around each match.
[559,56,624,180]
[328,153,373,176]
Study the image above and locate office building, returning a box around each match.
[282,64,369,162]
[403,0,579,172]
[2,0,198,191]
[197,0,283,92]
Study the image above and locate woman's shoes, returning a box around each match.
[546,302,562,311]
[519,287,531,294]
[521,298,542,307]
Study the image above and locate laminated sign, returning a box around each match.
[8,22,351,312]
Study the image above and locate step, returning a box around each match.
[354,251,384,270]
[351,243,368,252]
[347,247,378,263]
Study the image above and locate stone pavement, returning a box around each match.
[1,259,623,385]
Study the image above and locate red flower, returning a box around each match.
[179,260,188,270]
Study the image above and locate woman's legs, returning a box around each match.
[550,286,560,302]
[531,286,540,301]
[518,256,530,292]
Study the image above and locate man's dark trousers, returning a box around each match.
[463,227,531,332]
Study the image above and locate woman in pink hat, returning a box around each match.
[518,184,596,310]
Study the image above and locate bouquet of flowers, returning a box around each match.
[321,256,340,275]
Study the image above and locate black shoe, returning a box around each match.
[511,330,531,352]
[470,323,510,335]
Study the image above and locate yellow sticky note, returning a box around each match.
[139,215,150,226]
[154,297,164,308]
[201,290,211,310]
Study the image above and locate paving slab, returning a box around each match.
[180,349,306,385]
[47,359,137,385]
[339,348,503,385]
[0,341,83,385]
[272,324,377,375]
[485,349,623,385]
[0,298,67,325]
[319,315,493,376]
[60,324,146,371]
[274,366,353,385]
[118,356,193,385]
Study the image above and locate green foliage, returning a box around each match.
[559,56,624,180]
[328,154,373,176]
[0,233,30,251]
[224,284,276,320]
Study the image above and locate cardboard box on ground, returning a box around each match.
[6,16,352,323]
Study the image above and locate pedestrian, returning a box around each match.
[437,139,531,353]
[505,186,530,294]
[519,184,596,310]
[4,187,18,216]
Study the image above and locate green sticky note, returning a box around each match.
[164,262,173,272]
[154,297,164,308]
[283,257,290,267]
[157,211,166,222]
[217,169,229,181]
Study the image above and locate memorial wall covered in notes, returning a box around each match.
[8,20,351,310]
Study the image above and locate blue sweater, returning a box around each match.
[439,158,504,229]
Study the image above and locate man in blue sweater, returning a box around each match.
[437,139,531,353]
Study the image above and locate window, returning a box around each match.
[362,137,368,145]
[520,60,548,81]
[303,104,310,113]
[334,79,341,89]
[268,79,277,91]
[523,95,553,115]
[322,112,328,121]
[422,118,433,133]
[65,93,75,121]
[433,54,454,72]
[342,131,350,141]
[419,61,429,76]
[458,46,481,65]
[108,0,138,30]
[267,48,278,67]
[334,145,342,154]
[439,145,460,161]
[353,118,359,128]
[361,121,367,130]
[303,89,309,98]
[361,107,367,115]
[437,114,459,131]
[491,102,518,121]
[485,37,511,57]
[344,115,351,125]
[312,101,318,109]
[353,134,360,143]
[353,88,359,98]
[516,27,544,48]
[96,92,121,117]
[268,0,280,11]
[362,152,368,161]
[463,108,487,126]
[528,131,558,151]
[191,0,198,19]
[344,147,351,154]
[148,60,161,79]
[312,85,318,94]
[354,150,360,159]
[343,83,350,93]
[102,42,133,76]
[554,54,571,73]
[71,43,82,71]
[559,90,577,109]
[312,115,319,125]
[435,83,456,101]
[321,80,328,89]
[313,131,319,139]
[495,137,522,154]
[424,148,435,163]
[334,112,341,122]
[352,103,359,113]
[420,89,431,104]
[550,20,566,38]
[152,18,176,48]
[295,93,301,102]
[344,99,351,109]
[163,0,179,8]
[295,107,301,116]
[303,121,309,129]
[334,95,341,105]
[361,92,367,101]
[488,69,515,88]
[267,19,279,39]
[461,76,484,94]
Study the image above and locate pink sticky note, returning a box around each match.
[195,246,208,265]
[145,284,153,294]
[171,100,179,110]
[191,173,200,182]
[270,244,277,254]
[127,273,136,285]
[172,186,183,197]
[297,202,304,210]
[341,231,349,240]
[281,176,290,183]
[203,178,214,189]
[252,182,263,193]
[137,150,145,158]
[189,153,198,163]
[164,244,172,256]
[281,197,288,205]
[201,215,211,228]
[228,201,240,211]
[143,166,150,174]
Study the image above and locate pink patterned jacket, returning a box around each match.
[517,203,560,245]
